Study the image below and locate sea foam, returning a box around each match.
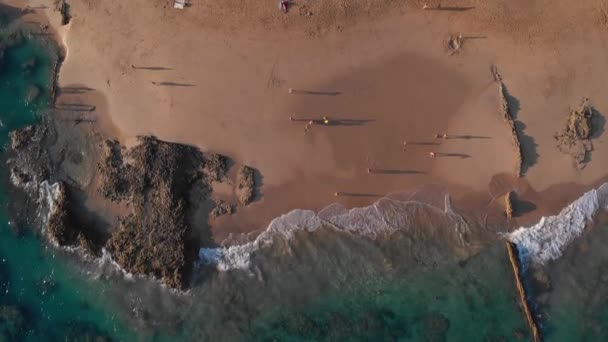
[199,196,466,271]
[508,183,608,264]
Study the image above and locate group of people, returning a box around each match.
[402,133,450,158]
[288,116,331,135]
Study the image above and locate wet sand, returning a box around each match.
[10,0,608,241]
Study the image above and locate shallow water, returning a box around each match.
[0,22,135,341]
[2,12,608,342]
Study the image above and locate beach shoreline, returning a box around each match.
[5,0,608,246]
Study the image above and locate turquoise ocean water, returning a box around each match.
[0,13,606,342]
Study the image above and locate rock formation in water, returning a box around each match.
[46,181,101,256]
[7,109,259,289]
[103,136,205,289]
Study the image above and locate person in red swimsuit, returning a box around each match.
[280,1,289,13]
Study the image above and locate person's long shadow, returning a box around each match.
[290,89,341,96]
[426,6,475,11]
[325,119,376,126]
[290,117,375,126]
[436,152,471,159]
[60,86,94,94]
[505,85,538,175]
[153,81,196,87]
[132,65,172,71]
[368,169,425,175]
[334,192,382,198]
[447,135,491,140]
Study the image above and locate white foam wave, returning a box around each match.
[199,196,465,271]
[37,180,62,226]
[98,248,134,280]
[508,183,608,264]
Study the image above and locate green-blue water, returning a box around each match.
[0,12,606,342]
[0,22,136,341]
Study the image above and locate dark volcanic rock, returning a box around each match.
[9,125,35,150]
[210,199,235,218]
[203,152,229,182]
[104,136,204,289]
[46,182,102,257]
[236,165,256,205]
[7,122,50,191]
[97,139,128,201]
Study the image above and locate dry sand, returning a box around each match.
[10,0,608,239]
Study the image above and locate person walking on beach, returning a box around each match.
[304,120,313,135]
[429,151,436,158]
[279,1,289,13]
[402,140,407,151]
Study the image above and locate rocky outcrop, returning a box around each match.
[236,165,256,205]
[9,125,35,150]
[555,98,596,169]
[44,182,102,256]
[203,152,229,182]
[8,116,257,289]
[504,191,514,220]
[104,136,205,289]
[492,66,524,178]
[97,139,128,201]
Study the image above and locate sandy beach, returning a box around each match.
[10,0,608,241]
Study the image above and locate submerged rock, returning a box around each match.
[9,125,35,150]
[24,84,40,103]
[0,305,25,338]
[417,312,450,341]
[45,182,102,256]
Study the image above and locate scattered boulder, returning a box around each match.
[203,152,229,182]
[504,191,514,219]
[236,165,256,205]
[210,199,235,219]
[555,98,596,169]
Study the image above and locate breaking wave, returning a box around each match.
[199,195,470,271]
[37,180,62,226]
[508,183,608,264]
